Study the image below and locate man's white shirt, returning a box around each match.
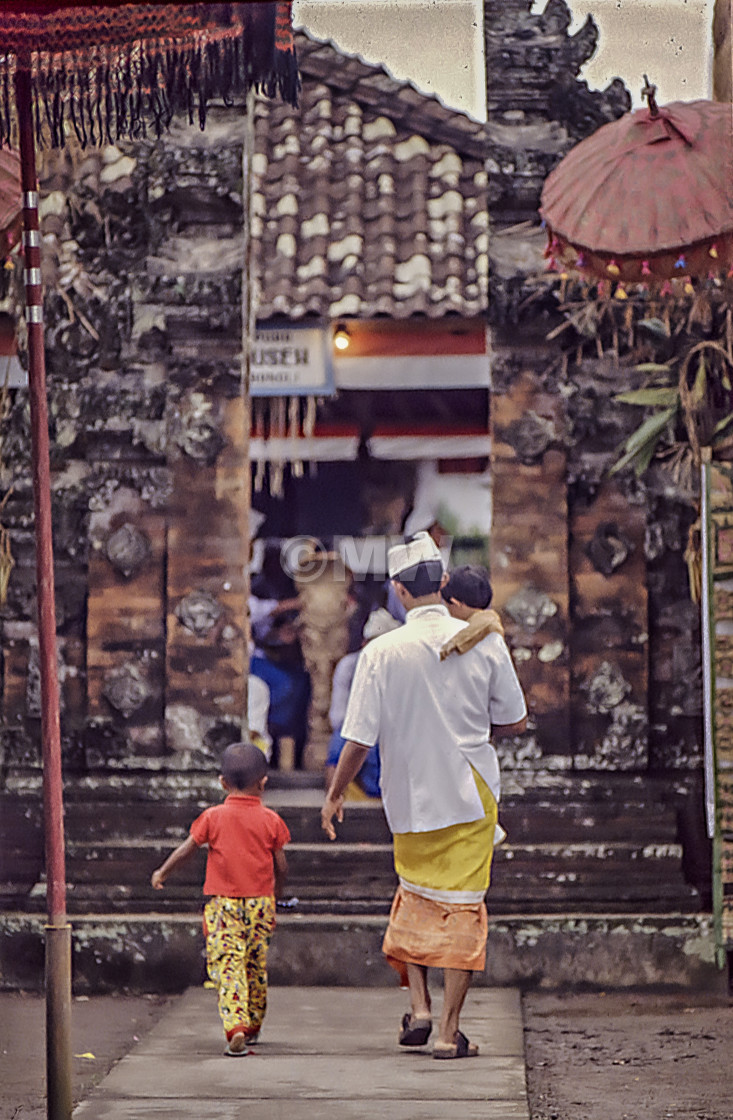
[340,603,527,835]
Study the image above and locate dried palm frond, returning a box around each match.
[0,484,14,606]
[684,518,702,604]
[678,341,733,465]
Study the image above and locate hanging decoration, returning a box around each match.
[0,2,299,148]
[0,149,21,261]
[252,394,318,498]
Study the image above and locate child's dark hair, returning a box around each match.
[441,565,493,610]
[221,741,268,790]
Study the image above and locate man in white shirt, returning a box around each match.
[321,532,526,1060]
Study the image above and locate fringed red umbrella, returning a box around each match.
[0,2,299,146]
[540,81,733,287]
[0,6,297,1118]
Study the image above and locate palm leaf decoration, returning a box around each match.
[610,343,733,477]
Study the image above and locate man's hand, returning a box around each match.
[151,869,165,890]
[320,740,370,838]
[321,793,345,841]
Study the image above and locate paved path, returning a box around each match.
[74,985,530,1119]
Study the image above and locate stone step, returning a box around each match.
[17,836,700,915]
[60,836,690,876]
[0,797,44,904]
[57,800,680,846]
[0,910,723,994]
[8,767,694,806]
[26,881,700,916]
[8,787,683,846]
[0,772,701,915]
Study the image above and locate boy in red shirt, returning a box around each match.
[151,741,290,1056]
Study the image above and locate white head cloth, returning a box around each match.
[387,530,445,579]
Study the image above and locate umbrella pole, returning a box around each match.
[241,90,255,721]
[14,65,72,1120]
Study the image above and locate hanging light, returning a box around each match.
[333,322,351,351]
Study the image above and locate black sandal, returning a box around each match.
[433,1030,479,1059]
[398,1012,433,1046]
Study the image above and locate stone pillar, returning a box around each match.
[166,394,249,758]
[150,116,251,759]
[569,481,649,768]
[87,492,166,763]
[490,341,571,766]
[485,0,632,769]
[708,461,733,948]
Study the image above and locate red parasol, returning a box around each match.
[0,6,297,1118]
[540,85,733,285]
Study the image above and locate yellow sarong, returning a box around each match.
[383,768,497,980]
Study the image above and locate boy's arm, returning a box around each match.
[273,847,288,900]
[151,835,199,889]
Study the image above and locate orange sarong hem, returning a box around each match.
[382,884,488,983]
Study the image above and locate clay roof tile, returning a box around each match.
[255,30,487,321]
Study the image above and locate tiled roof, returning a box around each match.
[252,30,488,321]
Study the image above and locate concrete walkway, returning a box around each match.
[73,985,530,1119]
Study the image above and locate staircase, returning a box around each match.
[0,769,721,993]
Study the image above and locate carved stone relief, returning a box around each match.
[175,590,222,637]
[503,411,557,465]
[586,521,634,577]
[102,663,152,719]
[583,661,631,714]
[105,523,151,578]
[505,586,558,633]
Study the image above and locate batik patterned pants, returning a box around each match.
[202,895,276,1040]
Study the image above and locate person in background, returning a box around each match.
[250,611,311,769]
[324,607,402,800]
[249,541,301,654]
[249,541,310,767]
[247,673,272,758]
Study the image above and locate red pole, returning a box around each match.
[15,64,73,1120]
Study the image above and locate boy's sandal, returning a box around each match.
[225,1031,249,1057]
[433,1030,479,1059]
[398,1013,433,1047]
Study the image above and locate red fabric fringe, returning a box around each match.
[0,2,298,147]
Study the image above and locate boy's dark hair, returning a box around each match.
[394,559,444,598]
[221,741,268,790]
[441,565,493,610]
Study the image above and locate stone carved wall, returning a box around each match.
[0,113,250,782]
[486,0,702,772]
[0,3,707,783]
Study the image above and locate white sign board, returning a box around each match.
[251,324,333,397]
